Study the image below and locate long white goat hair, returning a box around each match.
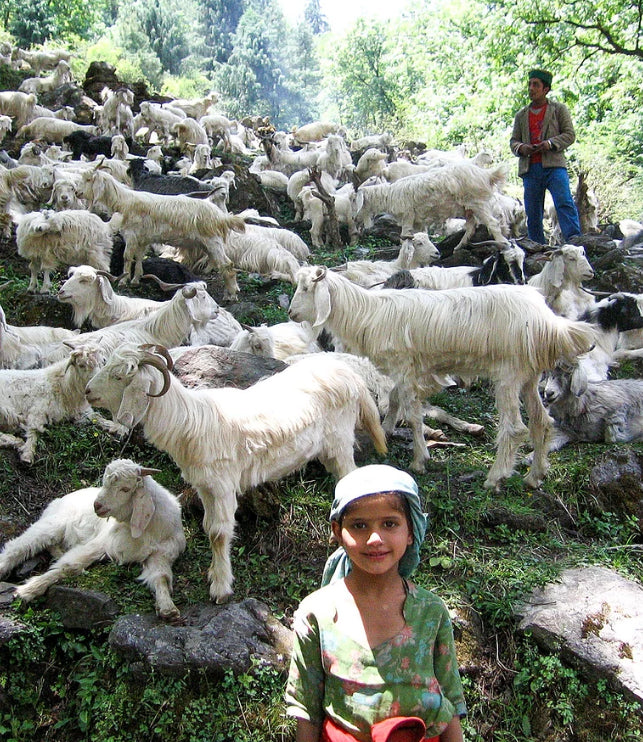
[289,266,595,490]
[66,281,219,355]
[17,209,113,293]
[230,321,321,360]
[85,346,387,601]
[0,342,126,463]
[0,458,185,619]
[353,161,508,248]
[527,244,595,319]
[332,233,440,288]
[79,167,244,298]
[0,303,77,369]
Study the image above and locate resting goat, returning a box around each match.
[541,362,643,451]
[332,233,441,288]
[0,342,126,463]
[0,303,77,369]
[0,459,185,619]
[230,321,321,360]
[289,266,594,489]
[85,344,386,601]
[384,243,526,290]
[574,293,643,381]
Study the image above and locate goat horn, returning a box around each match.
[182,285,197,299]
[138,466,161,477]
[141,274,186,292]
[95,270,119,283]
[312,267,327,282]
[581,287,612,297]
[139,348,173,397]
[140,343,174,371]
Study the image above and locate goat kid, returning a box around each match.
[0,459,185,619]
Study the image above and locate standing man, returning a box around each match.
[510,69,581,245]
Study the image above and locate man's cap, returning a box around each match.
[529,69,553,88]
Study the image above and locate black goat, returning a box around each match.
[109,234,201,286]
[63,130,116,160]
[127,158,216,196]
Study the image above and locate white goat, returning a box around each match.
[16,209,113,293]
[0,91,36,129]
[58,267,240,347]
[110,135,129,160]
[172,119,209,152]
[46,176,86,210]
[349,133,393,152]
[542,362,643,451]
[230,321,321,360]
[0,459,185,619]
[0,342,126,463]
[66,281,220,357]
[289,266,594,489]
[332,233,440,288]
[0,304,77,369]
[0,115,12,144]
[301,185,358,248]
[100,87,135,137]
[13,48,71,76]
[171,92,218,120]
[16,118,97,144]
[199,114,234,150]
[527,244,595,318]
[138,102,184,144]
[293,122,341,145]
[85,344,387,601]
[224,230,301,283]
[18,60,72,95]
[287,168,336,221]
[78,166,244,298]
[355,148,388,182]
[353,162,509,247]
[318,134,352,180]
[255,169,289,193]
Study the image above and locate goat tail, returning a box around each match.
[553,318,596,367]
[488,165,507,190]
[358,384,388,454]
[218,213,246,237]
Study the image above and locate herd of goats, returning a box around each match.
[0,44,643,619]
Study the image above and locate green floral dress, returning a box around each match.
[285,579,467,741]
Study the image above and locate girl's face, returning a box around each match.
[332,493,413,578]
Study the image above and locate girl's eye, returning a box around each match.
[383,520,399,528]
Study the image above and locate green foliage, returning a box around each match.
[2,0,106,46]
[329,19,402,132]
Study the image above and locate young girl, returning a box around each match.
[285,464,466,742]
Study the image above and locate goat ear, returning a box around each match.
[548,255,565,288]
[116,374,152,429]
[98,275,114,304]
[312,279,331,328]
[130,486,155,539]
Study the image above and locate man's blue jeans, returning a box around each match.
[521,163,581,244]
